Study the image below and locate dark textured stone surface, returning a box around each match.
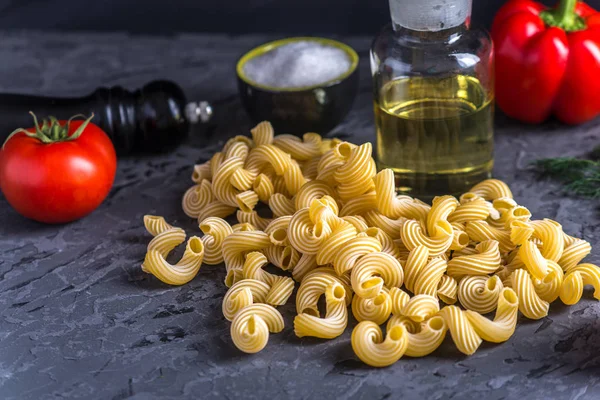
[4,0,591,35]
[1,31,600,400]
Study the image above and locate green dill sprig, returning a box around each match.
[534,151,600,198]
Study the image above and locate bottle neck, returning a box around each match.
[393,23,468,43]
[389,0,472,34]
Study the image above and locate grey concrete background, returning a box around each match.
[0,31,599,399]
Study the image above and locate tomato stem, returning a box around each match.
[1,112,95,149]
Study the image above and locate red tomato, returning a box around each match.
[0,115,116,223]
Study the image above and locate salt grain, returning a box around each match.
[243,41,352,89]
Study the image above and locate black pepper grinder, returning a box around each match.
[0,80,212,155]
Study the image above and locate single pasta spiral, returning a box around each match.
[241,252,294,306]
[142,226,204,286]
[464,288,519,343]
[143,215,172,236]
[447,193,490,223]
[296,269,352,316]
[465,221,513,253]
[294,281,348,339]
[559,237,591,271]
[510,269,549,320]
[532,260,564,303]
[272,133,321,160]
[457,275,503,314]
[350,252,404,299]
[363,210,406,239]
[197,201,236,223]
[439,287,519,355]
[294,180,337,211]
[352,288,392,325]
[237,210,272,230]
[182,180,214,218]
[230,304,284,353]
[426,195,459,236]
[199,217,233,265]
[403,245,447,297]
[222,228,270,277]
[401,219,454,258]
[222,279,270,321]
[351,321,409,367]
[373,169,430,220]
[399,294,440,322]
[332,142,376,202]
[447,240,502,277]
[529,219,564,262]
[386,315,448,357]
[469,179,513,201]
[437,275,458,304]
[560,263,600,304]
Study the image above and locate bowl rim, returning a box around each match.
[236,36,359,93]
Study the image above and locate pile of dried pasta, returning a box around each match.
[141,122,599,367]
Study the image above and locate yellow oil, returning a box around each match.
[374,75,494,198]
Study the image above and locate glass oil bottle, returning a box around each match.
[371,0,494,198]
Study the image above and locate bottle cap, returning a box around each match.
[185,101,213,124]
[389,0,472,31]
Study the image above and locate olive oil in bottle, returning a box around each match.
[374,75,494,197]
[371,0,494,198]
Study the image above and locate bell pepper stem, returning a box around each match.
[540,0,586,31]
[557,0,578,26]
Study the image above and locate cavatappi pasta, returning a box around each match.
[139,121,599,366]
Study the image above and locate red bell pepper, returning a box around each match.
[492,0,600,124]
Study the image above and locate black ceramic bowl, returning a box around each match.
[236,37,359,135]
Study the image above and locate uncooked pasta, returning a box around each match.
[139,121,599,366]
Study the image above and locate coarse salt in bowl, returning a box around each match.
[236,37,359,135]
